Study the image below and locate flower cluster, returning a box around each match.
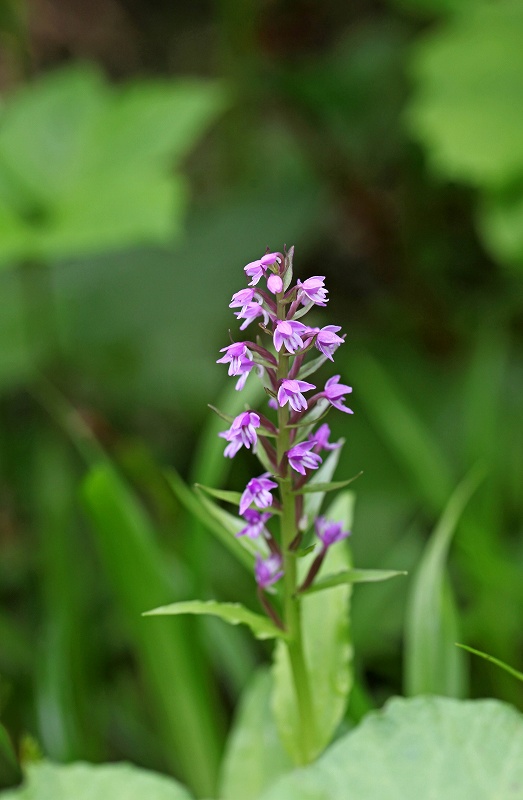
[215,247,353,608]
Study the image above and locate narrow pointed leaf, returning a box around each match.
[297,353,329,380]
[144,600,287,641]
[293,473,362,495]
[81,463,223,797]
[455,644,523,683]
[208,404,235,424]
[302,446,344,530]
[0,722,21,790]
[194,484,242,505]
[165,469,255,569]
[300,568,408,595]
[404,466,484,698]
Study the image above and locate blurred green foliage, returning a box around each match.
[0,0,522,796]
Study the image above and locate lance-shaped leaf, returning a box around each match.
[208,404,235,424]
[272,492,354,763]
[297,353,329,380]
[456,644,523,683]
[299,568,408,595]
[144,600,287,641]
[283,246,294,291]
[165,469,256,569]
[0,722,21,790]
[293,473,362,495]
[194,484,243,506]
[404,466,484,698]
[193,490,270,558]
[301,446,344,528]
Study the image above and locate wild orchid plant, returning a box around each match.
[147,246,401,769]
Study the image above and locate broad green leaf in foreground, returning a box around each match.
[0,761,192,800]
[259,696,523,800]
[218,669,293,800]
[144,600,287,641]
[272,492,354,764]
[404,466,484,698]
[0,64,225,266]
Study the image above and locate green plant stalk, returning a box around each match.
[275,288,317,764]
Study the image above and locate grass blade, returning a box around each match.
[404,466,484,697]
[82,462,224,798]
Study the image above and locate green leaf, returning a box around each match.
[0,760,193,800]
[272,492,354,763]
[0,64,225,265]
[479,189,523,268]
[404,466,484,697]
[191,485,269,560]
[218,669,293,800]
[300,568,407,595]
[194,484,242,506]
[301,446,344,528]
[293,473,362,495]
[407,3,523,188]
[165,469,256,570]
[456,644,523,683]
[207,405,235,424]
[144,600,287,641]
[81,464,223,797]
[259,696,523,800]
[0,722,21,790]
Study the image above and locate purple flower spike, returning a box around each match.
[297,276,328,306]
[239,473,278,515]
[314,325,344,361]
[273,320,311,354]
[322,375,353,414]
[244,253,280,286]
[277,379,316,413]
[267,274,283,294]
[237,509,271,539]
[235,301,270,331]
[315,516,351,547]
[219,411,260,458]
[287,441,322,475]
[308,423,341,451]
[255,554,284,590]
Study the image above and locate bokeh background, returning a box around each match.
[1,0,522,796]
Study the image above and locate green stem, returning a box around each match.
[275,286,318,763]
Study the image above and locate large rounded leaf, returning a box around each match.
[260,696,523,799]
[0,761,193,800]
[407,2,523,188]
